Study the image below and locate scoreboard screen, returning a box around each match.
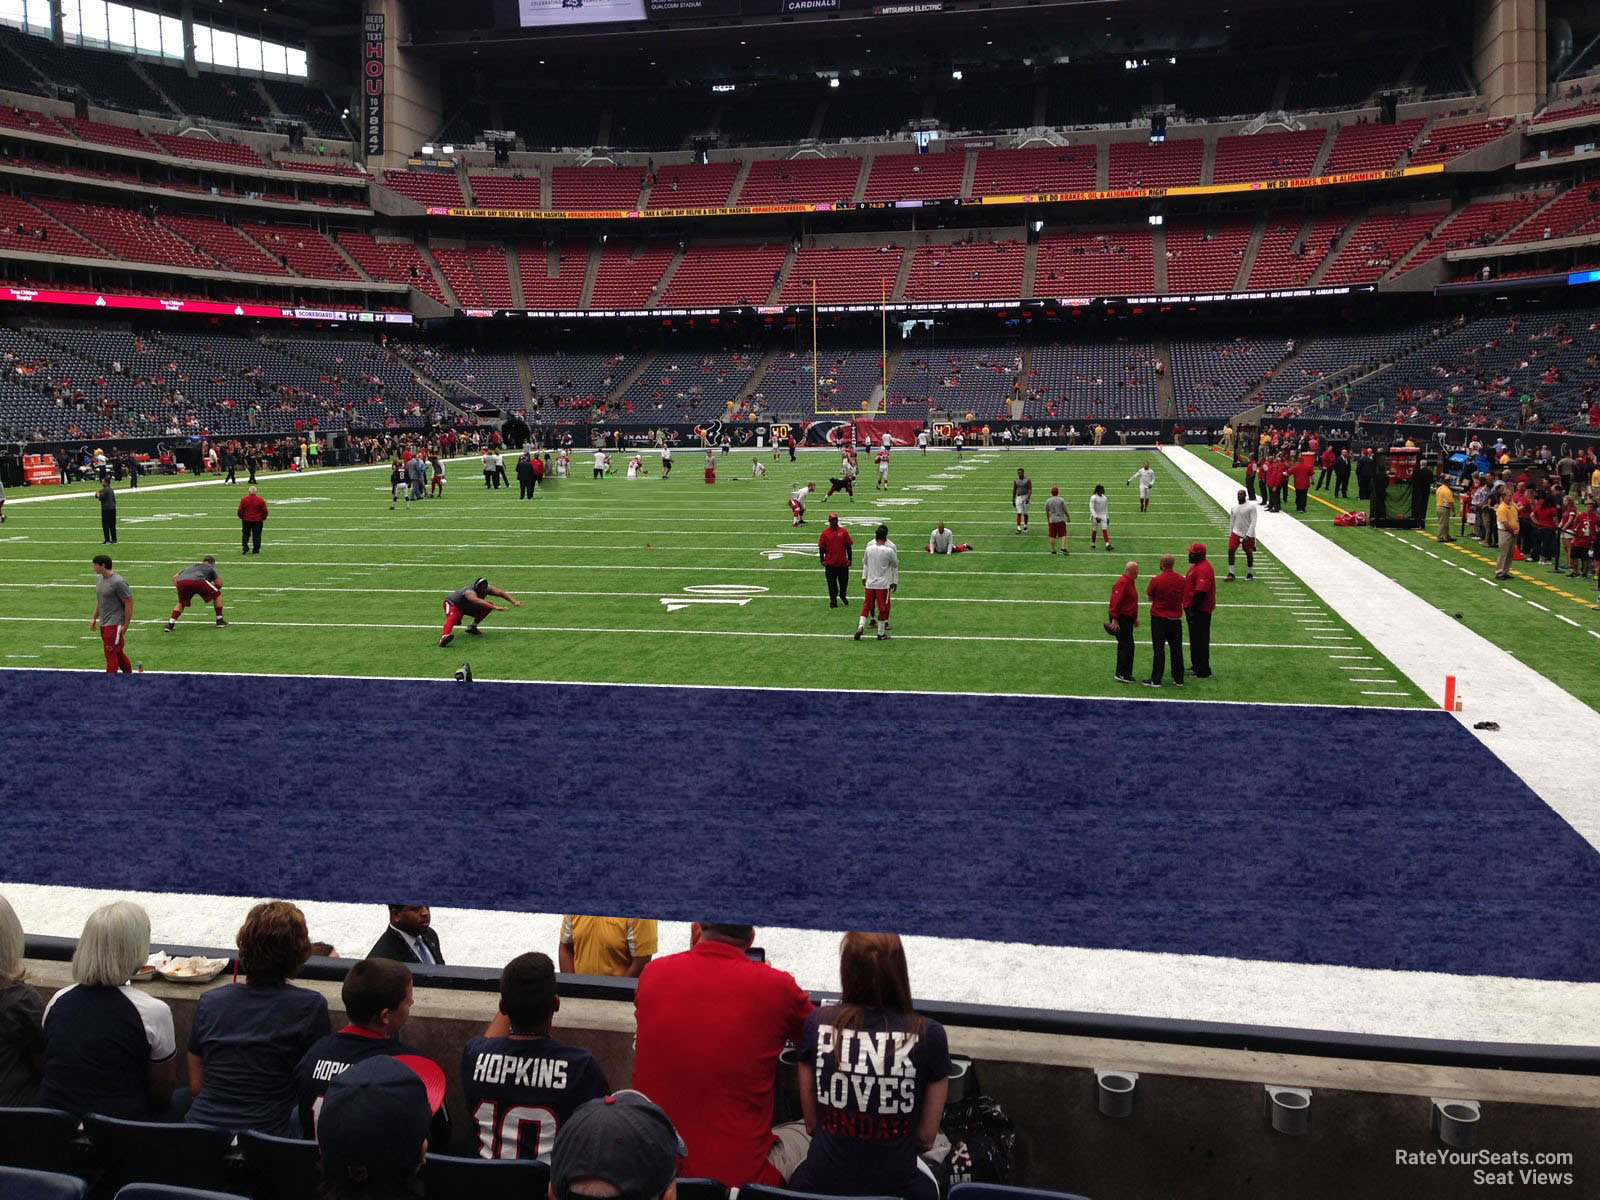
[517,0,648,25]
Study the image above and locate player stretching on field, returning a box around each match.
[1225,488,1258,581]
[855,524,899,641]
[874,449,890,490]
[429,454,445,498]
[752,457,767,479]
[824,471,853,502]
[1012,468,1033,534]
[164,556,225,632]
[790,482,816,526]
[1089,485,1113,551]
[1127,461,1155,512]
[439,576,523,648]
[1044,487,1070,554]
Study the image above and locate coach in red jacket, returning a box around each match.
[1108,560,1140,683]
[1263,457,1286,512]
[237,485,268,555]
[817,513,854,608]
[1183,542,1216,678]
[1144,554,1186,687]
[1289,455,1315,513]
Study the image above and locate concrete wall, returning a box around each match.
[369,0,441,169]
[20,960,1600,1200]
[1477,0,1549,116]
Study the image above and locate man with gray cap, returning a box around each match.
[551,1091,684,1200]
[316,1054,445,1200]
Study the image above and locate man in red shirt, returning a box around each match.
[1571,499,1597,579]
[817,513,854,608]
[1143,553,1186,687]
[1288,455,1315,513]
[1107,560,1140,683]
[1262,457,1285,512]
[237,485,268,554]
[1316,447,1336,492]
[1182,542,1216,679]
[632,923,812,1187]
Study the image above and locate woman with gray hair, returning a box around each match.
[35,900,178,1118]
[0,893,45,1105]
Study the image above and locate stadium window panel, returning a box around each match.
[286,46,307,77]
[261,39,287,77]
[132,5,161,55]
[236,32,261,73]
[211,28,237,68]
[106,2,135,50]
[159,12,182,58]
[78,0,109,44]
[4,0,52,34]
[192,21,212,63]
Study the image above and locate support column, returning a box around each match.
[1474,0,1546,117]
[364,0,442,169]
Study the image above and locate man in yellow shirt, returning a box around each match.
[1495,494,1520,579]
[1434,480,1457,543]
[559,916,659,977]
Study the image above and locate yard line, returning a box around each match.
[1360,690,1411,696]
[0,583,1316,608]
[1350,678,1398,684]
[0,615,1348,652]
[1557,615,1581,627]
[1328,654,1373,659]
[1527,601,1550,612]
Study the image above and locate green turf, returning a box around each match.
[0,448,1425,705]
[1203,447,1600,713]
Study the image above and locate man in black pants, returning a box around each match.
[96,479,117,544]
[516,452,536,499]
[1143,553,1185,688]
[1355,450,1373,501]
[1333,449,1351,499]
[1108,560,1139,683]
[1183,543,1215,679]
[817,513,853,608]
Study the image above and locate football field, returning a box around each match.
[0,447,1424,705]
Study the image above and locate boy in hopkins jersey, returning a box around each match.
[460,952,609,1161]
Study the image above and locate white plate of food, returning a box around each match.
[134,951,172,980]
[157,955,230,983]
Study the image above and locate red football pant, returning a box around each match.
[861,588,891,621]
[100,623,132,673]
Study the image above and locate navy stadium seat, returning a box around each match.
[113,1187,244,1200]
[740,1186,900,1200]
[421,1152,550,1200]
[237,1130,319,1199]
[675,1179,730,1200]
[950,1183,1093,1200]
[82,1115,236,1194]
[0,1165,88,1200]
[0,1108,83,1175]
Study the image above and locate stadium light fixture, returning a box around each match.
[1031,219,1044,233]
[1148,213,1163,226]
[1265,1086,1311,1136]
[951,69,962,80]
[420,144,435,156]
[829,77,840,88]
[442,144,455,155]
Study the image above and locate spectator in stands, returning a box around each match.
[293,958,438,1136]
[183,902,329,1135]
[0,893,44,1106]
[787,932,949,1200]
[632,923,813,1186]
[36,900,179,1119]
[369,905,444,965]
[551,1091,683,1200]
[316,1055,445,1200]
[560,916,659,978]
[462,952,610,1160]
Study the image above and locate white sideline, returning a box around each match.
[5,882,1599,1046]
[1162,445,1600,856]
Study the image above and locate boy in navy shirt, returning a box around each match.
[462,952,609,1161]
[294,958,447,1146]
